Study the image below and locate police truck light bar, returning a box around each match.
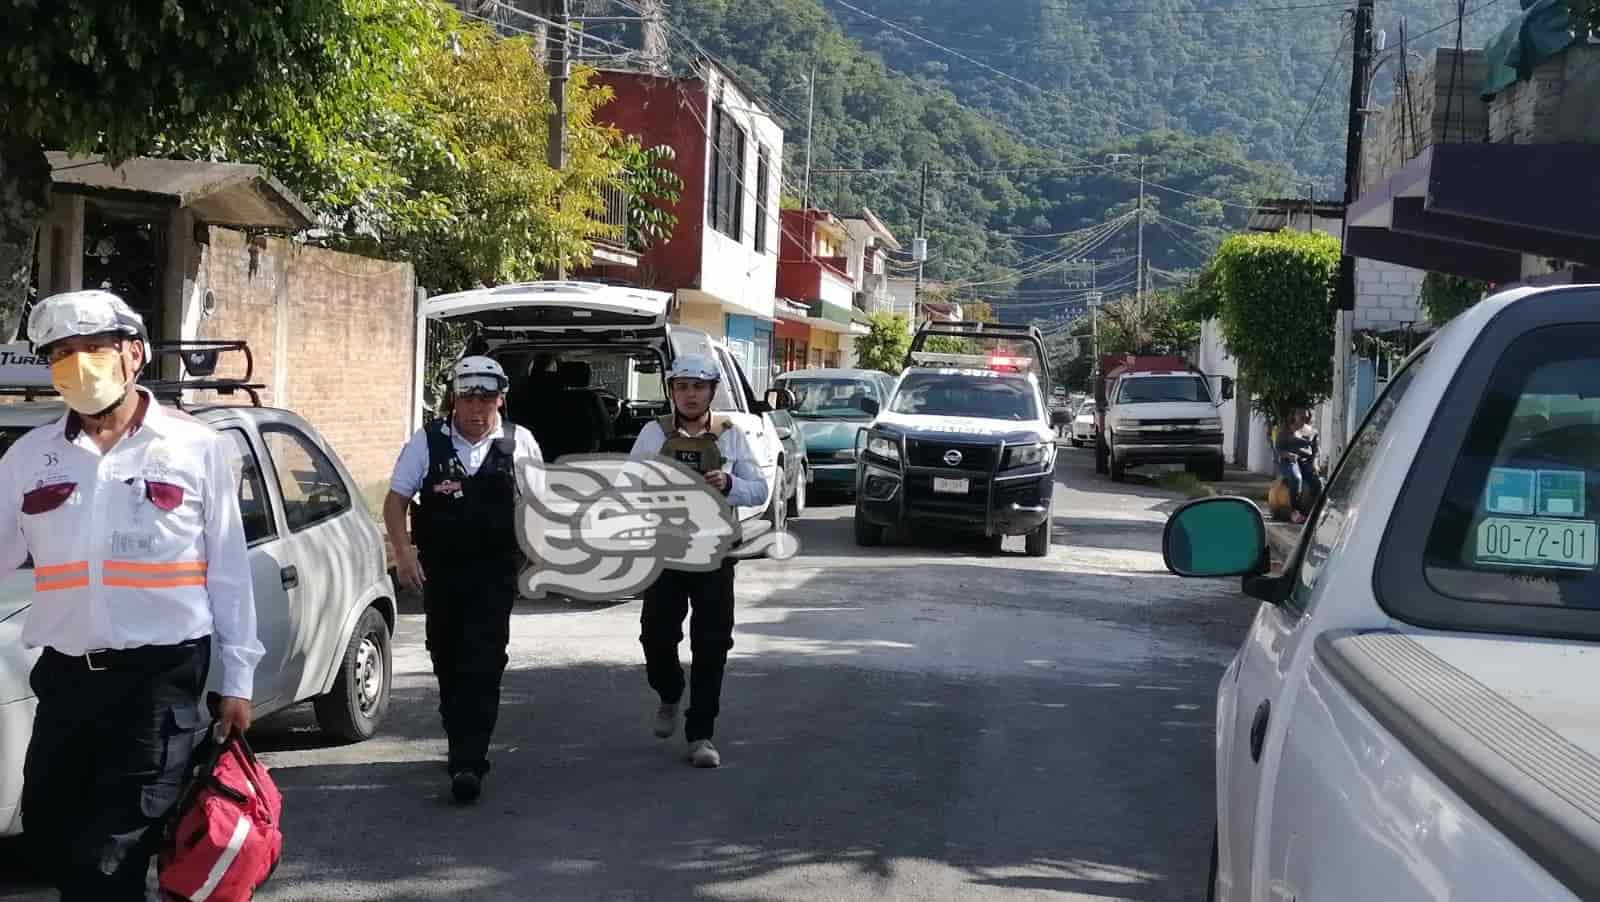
[908,351,1035,372]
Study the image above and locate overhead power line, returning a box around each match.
[826,0,1268,179]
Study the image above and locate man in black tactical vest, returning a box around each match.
[385,356,544,802]
[629,354,768,768]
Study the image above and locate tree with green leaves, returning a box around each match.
[854,313,912,373]
[1094,291,1200,357]
[160,2,634,293]
[1419,271,1489,325]
[616,142,685,252]
[0,0,372,340]
[1212,230,1341,428]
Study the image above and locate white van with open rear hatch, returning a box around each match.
[422,281,800,538]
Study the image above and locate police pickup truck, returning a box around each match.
[854,322,1056,556]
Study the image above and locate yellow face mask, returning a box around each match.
[50,349,129,415]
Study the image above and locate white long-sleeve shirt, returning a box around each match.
[628,417,768,508]
[0,388,264,699]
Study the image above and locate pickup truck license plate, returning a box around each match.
[933,477,969,494]
[1475,517,1598,569]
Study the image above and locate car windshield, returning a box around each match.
[1076,400,1096,417]
[889,372,1039,420]
[778,378,880,419]
[1118,375,1210,403]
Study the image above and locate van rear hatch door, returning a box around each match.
[423,281,672,338]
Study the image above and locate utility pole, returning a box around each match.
[802,63,817,210]
[1332,0,1376,465]
[1136,157,1146,318]
[914,161,930,323]
[638,0,668,73]
[546,0,571,279]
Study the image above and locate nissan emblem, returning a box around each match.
[943,449,963,466]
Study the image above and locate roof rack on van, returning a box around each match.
[144,340,266,407]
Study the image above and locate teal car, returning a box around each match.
[774,368,898,497]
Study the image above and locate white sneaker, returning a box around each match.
[653,703,679,739]
[687,739,721,768]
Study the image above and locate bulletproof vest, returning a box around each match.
[413,419,519,563]
[656,414,729,474]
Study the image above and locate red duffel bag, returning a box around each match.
[158,734,284,901]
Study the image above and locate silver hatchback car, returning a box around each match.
[0,367,397,836]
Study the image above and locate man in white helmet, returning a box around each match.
[384,355,543,802]
[628,352,767,768]
[0,289,262,898]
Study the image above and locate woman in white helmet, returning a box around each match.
[0,289,263,898]
[383,354,544,803]
[627,352,768,768]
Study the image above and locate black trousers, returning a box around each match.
[22,637,210,902]
[422,556,517,775]
[640,561,736,743]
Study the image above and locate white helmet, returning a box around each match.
[452,355,509,396]
[665,354,721,383]
[28,289,148,353]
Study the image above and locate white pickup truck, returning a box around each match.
[1163,283,1600,901]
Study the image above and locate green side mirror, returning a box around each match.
[1163,496,1268,577]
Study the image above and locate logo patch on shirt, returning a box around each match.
[432,479,464,497]
[111,531,157,557]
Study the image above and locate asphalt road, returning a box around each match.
[0,444,1256,901]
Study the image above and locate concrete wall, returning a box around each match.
[1197,319,1275,475]
[195,227,417,510]
[1362,49,1491,191]
[593,71,710,292]
[1355,259,1426,330]
[697,66,781,320]
[1489,45,1600,144]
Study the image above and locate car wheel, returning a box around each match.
[1110,453,1127,483]
[788,466,808,517]
[1209,460,1227,482]
[853,504,882,546]
[1025,517,1051,557]
[314,606,392,743]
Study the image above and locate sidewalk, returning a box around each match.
[1153,465,1302,567]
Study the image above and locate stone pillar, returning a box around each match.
[35,194,85,296]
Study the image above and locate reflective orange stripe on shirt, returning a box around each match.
[35,561,89,592]
[103,560,208,589]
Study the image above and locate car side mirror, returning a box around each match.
[1220,376,1235,402]
[775,425,793,441]
[858,396,880,416]
[1162,496,1269,578]
[765,387,796,411]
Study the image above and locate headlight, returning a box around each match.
[1198,417,1223,429]
[1004,442,1052,469]
[835,449,857,460]
[1114,418,1142,430]
[866,433,900,462]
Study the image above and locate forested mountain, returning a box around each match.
[822,0,1506,188]
[654,0,1510,321]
